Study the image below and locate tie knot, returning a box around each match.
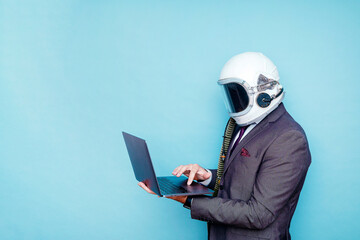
[239,125,249,135]
[238,126,248,139]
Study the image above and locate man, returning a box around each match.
[139,52,311,240]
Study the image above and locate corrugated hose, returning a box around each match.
[213,117,236,197]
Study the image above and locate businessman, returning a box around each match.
[139,52,311,240]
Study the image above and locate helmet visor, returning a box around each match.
[219,82,249,113]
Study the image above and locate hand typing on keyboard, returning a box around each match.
[138,163,210,205]
[172,164,211,185]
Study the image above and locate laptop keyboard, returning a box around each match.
[157,178,187,195]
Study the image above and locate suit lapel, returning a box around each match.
[222,103,287,175]
[223,121,269,174]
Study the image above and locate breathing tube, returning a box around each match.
[213,117,236,197]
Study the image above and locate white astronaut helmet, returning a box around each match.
[218,52,285,126]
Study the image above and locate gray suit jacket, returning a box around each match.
[191,103,311,240]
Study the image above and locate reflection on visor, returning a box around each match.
[222,83,249,113]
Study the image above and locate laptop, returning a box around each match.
[122,131,214,197]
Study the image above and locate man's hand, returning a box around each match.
[137,163,209,204]
[138,182,157,195]
[138,182,187,204]
[172,164,211,185]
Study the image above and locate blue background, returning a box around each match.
[1,1,359,239]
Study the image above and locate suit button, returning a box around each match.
[219,185,224,190]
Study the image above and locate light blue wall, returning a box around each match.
[1,1,359,239]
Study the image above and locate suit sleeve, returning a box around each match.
[190,130,311,229]
[207,169,217,190]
